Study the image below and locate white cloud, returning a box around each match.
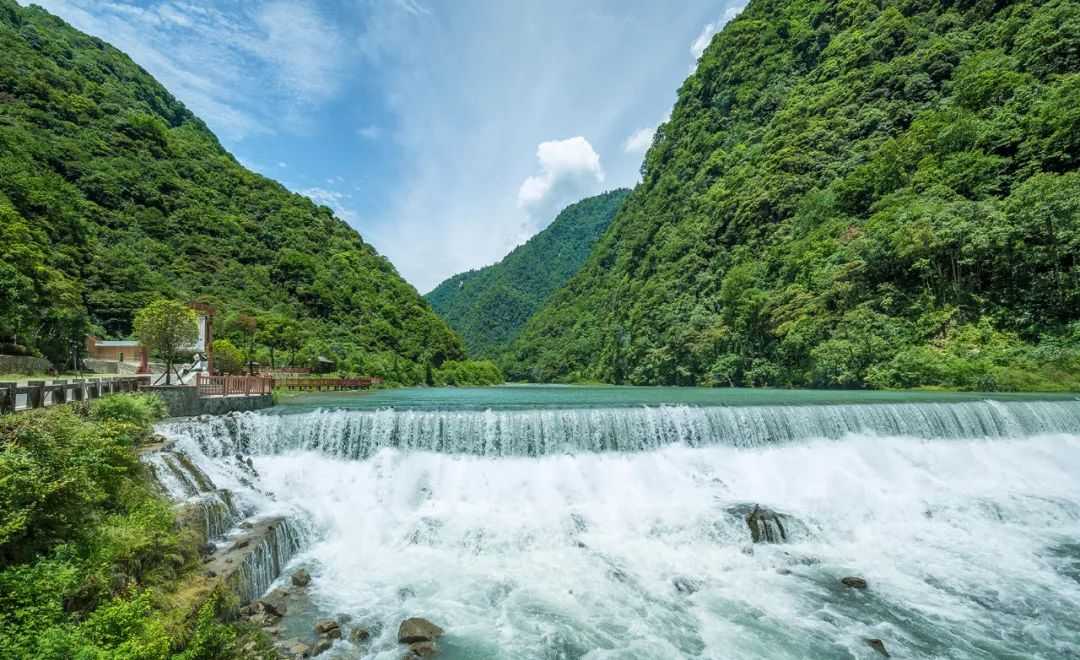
[691,4,746,60]
[357,125,382,140]
[300,187,358,224]
[623,126,655,154]
[517,136,604,212]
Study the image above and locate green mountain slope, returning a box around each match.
[425,189,629,358]
[0,1,463,382]
[509,0,1080,389]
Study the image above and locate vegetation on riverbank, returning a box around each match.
[0,0,462,384]
[508,0,1080,391]
[0,395,265,658]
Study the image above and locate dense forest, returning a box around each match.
[508,0,1080,390]
[425,189,629,359]
[0,1,469,385]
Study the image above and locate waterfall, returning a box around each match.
[230,518,311,604]
[159,399,1080,459]
[148,393,1080,657]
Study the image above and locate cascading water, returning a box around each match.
[158,391,1080,659]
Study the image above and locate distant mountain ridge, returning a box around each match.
[426,189,629,359]
[0,0,463,383]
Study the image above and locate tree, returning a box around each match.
[133,300,197,385]
[256,314,302,370]
[225,314,258,374]
[211,339,243,374]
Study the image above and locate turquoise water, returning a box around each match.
[278,384,1079,412]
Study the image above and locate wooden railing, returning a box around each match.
[195,374,274,397]
[0,376,148,415]
[274,377,381,391]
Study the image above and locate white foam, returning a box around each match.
[249,434,1080,658]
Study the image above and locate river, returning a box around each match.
[155,386,1080,658]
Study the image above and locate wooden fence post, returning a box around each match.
[27,381,44,409]
[0,382,14,414]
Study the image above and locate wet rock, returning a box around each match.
[746,505,788,543]
[314,619,340,635]
[198,542,216,556]
[232,539,250,550]
[291,568,311,587]
[865,638,890,657]
[278,639,311,658]
[312,638,334,656]
[205,569,217,578]
[672,576,702,594]
[336,613,353,624]
[405,641,439,658]
[350,627,371,643]
[398,617,445,644]
[314,619,341,640]
[841,576,868,589]
[776,568,792,576]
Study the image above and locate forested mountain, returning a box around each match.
[508,0,1080,390]
[0,1,464,383]
[425,189,629,358]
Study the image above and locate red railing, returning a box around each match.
[274,377,382,391]
[196,374,273,397]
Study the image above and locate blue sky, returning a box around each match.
[25,0,745,292]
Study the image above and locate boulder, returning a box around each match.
[405,641,439,658]
[865,638,890,657]
[291,568,312,587]
[312,638,334,656]
[398,617,445,644]
[279,639,311,658]
[746,505,788,543]
[314,619,340,635]
[350,627,371,643]
[841,576,868,589]
[672,576,701,594]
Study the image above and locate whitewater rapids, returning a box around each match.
[160,401,1080,658]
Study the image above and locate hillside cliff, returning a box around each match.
[509,0,1080,390]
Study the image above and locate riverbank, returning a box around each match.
[0,394,274,658]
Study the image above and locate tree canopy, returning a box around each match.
[508,0,1080,391]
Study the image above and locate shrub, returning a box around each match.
[89,393,167,428]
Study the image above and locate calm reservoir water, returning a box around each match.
[158,386,1080,658]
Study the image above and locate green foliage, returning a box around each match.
[426,190,629,359]
[210,339,243,375]
[89,393,168,429]
[432,359,504,387]
[509,0,1080,391]
[0,0,463,383]
[0,403,252,658]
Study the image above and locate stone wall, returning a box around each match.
[0,354,52,375]
[143,385,273,418]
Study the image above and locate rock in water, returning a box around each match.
[841,576,868,589]
[865,638,890,657]
[291,568,311,587]
[312,638,334,656]
[746,505,788,543]
[672,576,702,594]
[314,619,340,635]
[350,627,371,643]
[279,639,311,658]
[406,641,439,658]
[398,617,445,644]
